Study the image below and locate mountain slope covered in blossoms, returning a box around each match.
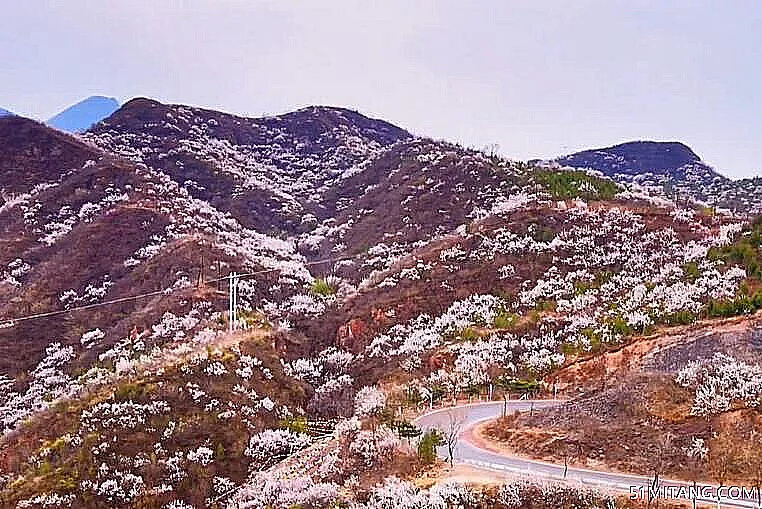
[84,98,412,233]
[555,140,762,214]
[0,115,310,378]
[1,98,762,508]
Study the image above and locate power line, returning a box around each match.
[0,288,171,327]
[0,253,358,328]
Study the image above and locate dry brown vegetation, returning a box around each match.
[0,334,308,508]
[485,375,709,477]
[484,371,762,492]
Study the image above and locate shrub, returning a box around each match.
[573,281,593,295]
[498,377,541,394]
[665,310,697,325]
[310,276,340,296]
[280,415,310,434]
[215,443,226,462]
[534,169,620,200]
[606,315,632,337]
[417,429,444,465]
[457,327,480,342]
[705,292,762,318]
[237,309,271,329]
[493,310,517,329]
[113,382,155,402]
[395,421,422,441]
[708,217,762,279]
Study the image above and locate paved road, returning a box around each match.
[414,401,759,508]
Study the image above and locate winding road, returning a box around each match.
[414,401,759,508]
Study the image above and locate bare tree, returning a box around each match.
[560,438,580,479]
[438,409,466,468]
[709,428,741,509]
[684,436,709,509]
[483,142,500,159]
[648,431,674,509]
[737,418,762,509]
[743,435,762,509]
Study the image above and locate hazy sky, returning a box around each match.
[2,1,761,178]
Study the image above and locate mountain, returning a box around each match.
[555,140,762,213]
[47,95,120,133]
[0,115,309,376]
[85,98,412,232]
[0,107,13,117]
[2,99,762,508]
[557,141,705,176]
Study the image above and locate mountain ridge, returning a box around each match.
[84,98,413,233]
[554,139,762,213]
[2,97,762,508]
[557,140,706,175]
[47,95,120,133]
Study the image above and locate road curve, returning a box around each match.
[414,401,758,508]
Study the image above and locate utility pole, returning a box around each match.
[228,271,238,332]
[198,251,205,288]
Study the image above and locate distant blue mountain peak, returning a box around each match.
[47,96,120,133]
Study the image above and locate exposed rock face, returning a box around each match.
[641,317,762,373]
[336,318,370,352]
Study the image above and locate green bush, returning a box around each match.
[430,385,446,402]
[705,292,762,318]
[237,309,270,329]
[606,315,632,337]
[579,327,602,351]
[682,262,701,282]
[665,310,697,325]
[528,221,555,242]
[281,415,310,434]
[561,342,583,355]
[708,216,762,279]
[574,281,593,295]
[310,277,339,296]
[534,170,621,200]
[395,421,422,441]
[113,382,155,402]
[498,378,541,393]
[595,270,614,286]
[417,429,444,465]
[493,310,518,329]
[457,327,480,342]
[215,443,226,461]
[38,460,53,475]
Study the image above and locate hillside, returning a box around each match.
[484,315,762,485]
[1,99,762,508]
[84,98,411,233]
[555,141,762,214]
[0,115,314,376]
